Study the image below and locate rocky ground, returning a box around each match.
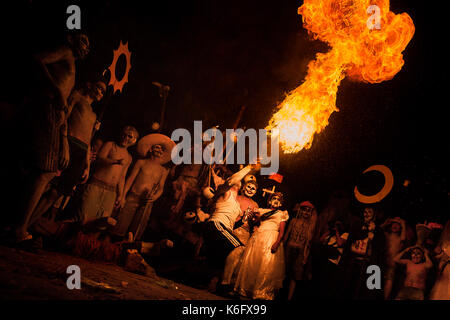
[0,244,227,300]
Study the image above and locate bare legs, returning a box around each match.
[15,171,57,241]
[29,188,61,226]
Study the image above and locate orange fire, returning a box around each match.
[266,0,415,153]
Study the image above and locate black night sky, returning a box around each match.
[2,1,448,223]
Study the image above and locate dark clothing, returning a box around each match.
[341,222,386,300]
[203,220,243,277]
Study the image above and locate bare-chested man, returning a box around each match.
[27,80,106,227]
[394,246,433,300]
[381,217,406,299]
[111,134,175,241]
[76,126,139,223]
[15,33,90,242]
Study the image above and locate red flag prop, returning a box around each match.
[268,173,283,184]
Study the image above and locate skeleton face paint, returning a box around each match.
[151,144,164,158]
[363,208,374,223]
[243,182,257,198]
[299,206,313,219]
[269,195,282,209]
[120,129,137,148]
[411,248,424,264]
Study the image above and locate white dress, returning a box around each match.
[233,210,289,300]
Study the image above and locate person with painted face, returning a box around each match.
[221,174,259,290]
[75,126,139,223]
[343,206,386,299]
[110,133,175,241]
[233,192,288,300]
[394,246,433,300]
[202,163,261,292]
[283,201,318,300]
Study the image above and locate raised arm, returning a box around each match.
[394,247,411,265]
[424,250,433,269]
[226,163,260,187]
[400,219,407,242]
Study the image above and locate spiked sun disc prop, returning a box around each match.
[107,40,132,94]
[354,165,394,204]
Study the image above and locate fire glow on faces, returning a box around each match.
[151,144,164,158]
[269,195,282,209]
[243,182,257,198]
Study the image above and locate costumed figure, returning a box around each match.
[110,133,175,241]
[202,163,261,292]
[221,174,259,289]
[343,206,386,299]
[283,201,317,300]
[233,192,288,300]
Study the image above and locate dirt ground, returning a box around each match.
[0,245,227,300]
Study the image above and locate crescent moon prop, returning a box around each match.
[104,40,132,94]
[354,165,394,204]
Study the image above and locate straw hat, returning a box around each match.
[136,133,175,164]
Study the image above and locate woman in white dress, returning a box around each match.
[234,192,288,300]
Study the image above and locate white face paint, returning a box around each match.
[269,195,282,209]
[411,249,424,264]
[363,208,374,223]
[243,182,257,198]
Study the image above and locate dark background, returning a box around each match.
[1,0,448,223]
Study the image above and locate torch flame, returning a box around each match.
[266,0,414,153]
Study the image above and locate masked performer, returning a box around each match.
[110,133,175,241]
[75,126,138,223]
[15,33,90,242]
[283,201,317,300]
[202,163,261,292]
[233,192,288,300]
[221,174,259,289]
[344,206,386,299]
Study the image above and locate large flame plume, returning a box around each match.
[266,0,415,154]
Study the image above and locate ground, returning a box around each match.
[0,245,226,300]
